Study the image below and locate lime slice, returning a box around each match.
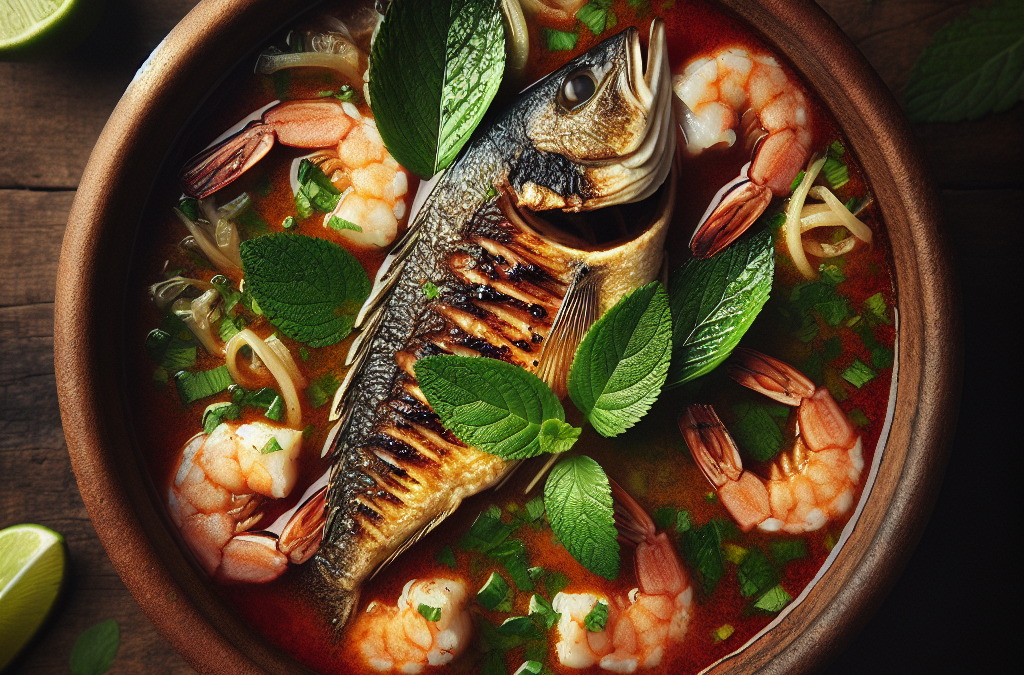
[0,0,104,61]
[0,524,67,670]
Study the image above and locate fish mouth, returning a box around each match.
[583,19,675,209]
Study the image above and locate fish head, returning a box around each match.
[511,20,674,212]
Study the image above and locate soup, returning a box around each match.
[125,1,896,673]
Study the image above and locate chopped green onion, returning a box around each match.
[675,510,692,533]
[282,216,296,230]
[862,292,890,325]
[174,366,233,405]
[417,603,442,622]
[334,85,360,103]
[752,585,792,614]
[583,601,608,632]
[704,491,718,503]
[260,437,283,454]
[202,401,241,434]
[712,624,735,643]
[769,539,808,566]
[789,170,805,193]
[848,409,870,427]
[528,594,560,630]
[328,215,362,232]
[299,347,310,361]
[722,543,748,565]
[513,661,544,675]
[842,359,878,388]
[824,531,840,551]
[436,545,457,568]
[819,264,845,286]
[422,282,439,300]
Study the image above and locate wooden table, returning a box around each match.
[1,1,1017,672]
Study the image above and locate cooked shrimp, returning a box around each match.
[352,578,472,673]
[168,421,305,582]
[309,114,411,249]
[680,348,864,534]
[673,47,814,258]
[552,484,694,672]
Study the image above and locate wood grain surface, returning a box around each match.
[1,0,1018,673]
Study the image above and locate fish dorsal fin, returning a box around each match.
[353,224,423,329]
[535,265,602,398]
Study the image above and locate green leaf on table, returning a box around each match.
[568,282,672,437]
[905,0,1024,122]
[544,456,619,580]
[69,619,119,675]
[416,355,566,460]
[730,401,787,462]
[369,0,506,178]
[174,366,233,405]
[668,229,774,387]
[240,233,371,348]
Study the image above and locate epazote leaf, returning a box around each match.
[544,456,619,580]
[905,0,1024,122]
[568,282,672,437]
[239,234,371,348]
[69,619,119,675]
[370,0,506,177]
[667,228,774,388]
[415,355,565,459]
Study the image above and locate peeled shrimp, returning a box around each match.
[680,348,864,534]
[674,47,815,258]
[353,578,473,673]
[552,485,694,672]
[168,421,305,582]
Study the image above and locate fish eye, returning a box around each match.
[560,70,598,110]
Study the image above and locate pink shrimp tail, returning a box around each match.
[689,177,772,258]
[636,532,687,596]
[180,121,276,198]
[610,478,656,545]
[751,128,810,196]
[679,405,769,532]
[727,347,816,405]
[799,388,857,452]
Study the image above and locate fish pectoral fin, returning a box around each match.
[535,265,602,398]
[367,503,459,582]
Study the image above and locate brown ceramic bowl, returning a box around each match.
[55,0,961,673]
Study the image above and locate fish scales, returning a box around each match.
[308,23,675,628]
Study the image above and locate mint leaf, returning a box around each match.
[370,0,505,178]
[752,585,792,614]
[668,229,774,387]
[544,456,619,580]
[842,359,877,388]
[461,505,514,552]
[578,0,614,35]
[240,234,371,348]
[296,160,341,214]
[769,539,807,566]
[489,538,535,591]
[681,520,736,594]
[905,0,1024,122]
[69,619,119,675]
[416,355,565,459]
[583,601,609,631]
[174,366,233,405]
[568,282,672,437]
[737,549,778,598]
[543,27,578,51]
[538,419,582,454]
[730,401,786,462]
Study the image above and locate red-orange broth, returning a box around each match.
[125,1,897,673]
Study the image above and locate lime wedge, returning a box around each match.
[0,0,104,61]
[0,524,67,670]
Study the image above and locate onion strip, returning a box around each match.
[256,52,362,83]
[803,236,857,259]
[225,329,303,430]
[173,208,240,274]
[784,156,826,279]
[808,186,873,243]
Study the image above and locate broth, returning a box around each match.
[125,1,896,673]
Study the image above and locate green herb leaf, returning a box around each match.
[768,539,807,566]
[306,372,340,408]
[675,510,692,533]
[730,401,788,462]
[789,170,805,193]
[282,215,297,230]
[848,409,870,427]
[578,0,615,35]
[821,141,849,190]
[668,229,774,387]
[437,545,457,568]
[416,355,565,460]
[334,84,361,103]
[711,623,735,643]
[544,570,569,597]
[295,159,341,214]
[69,619,119,675]
[240,233,371,348]
[538,418,582,454]
[370,0,505,178]
[418,603,443,621]
[422,281,440,299]
[514,660,545,675]
[327,215,363,232]
[568,282,672,437]
[489,538,535,591]
[681,520,739,594]
[174,366,233,405]
[528,594,561,630]
[653,507,676,530]
[461,505,514,553]
[842,359,877,388]
[261,437,284,454]
[737,548,779,598]
[524,495,545,523]
[177,197,200,221]
[202,401,241,434]
[905,0,1024,122]
[752,584,792,614]
[145,315,197,371]
[544,456,619,580]
[583,601,609,631]
[543,27,578,51]
[479,571,512,611]
[862,292,890,325]
[722,542,748,565]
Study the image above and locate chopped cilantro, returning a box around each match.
[461,506,514,553]
[544,571,569,597]
[819,264,846,286]
[737,549,779,598]
[305,372,340,408]
[174,366,233,405]
[145,316,197,372]
[872,346,894,369]
[299,347,310,361]
[769,539,808,566]
[202,401,241,434]
[842,359,878,388]
[260,437,283,454]
[295,159,341,215]
[824,531,840,551]
[528,594,560,630]
[862,292,890,325]
[823,336,843,361]
[417,604,442,622]
[578,0,615,35]
[815,299,850,326]
[422,281,440,299]
[488,538,535,591]
[752,585,792,614]
[328,215,362,232]
[477,572,512,611]
[681,520,734,594]
[823,367,849,401]
[794,313,819,343]
[848,409,870,427]
[822,141,850,190]
[542,27,578,51]
[704,491,718,503]
[524,495,545,523]
[730,401,787,461]
[583,601,608,632]
[675,510,692,533]
[437,545,457,568]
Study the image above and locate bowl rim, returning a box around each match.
[54,0,962,673]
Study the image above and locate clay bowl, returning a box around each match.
[55,0,960,673]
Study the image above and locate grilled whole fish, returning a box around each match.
[311,21,675,628]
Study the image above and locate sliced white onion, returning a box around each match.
[225,329,303,430]
[808,186,873,243]
[784,156,826,279]
[173,208,240,274]
[256,51,362,84]
[803,236,857,259]
[265,334,309,388]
